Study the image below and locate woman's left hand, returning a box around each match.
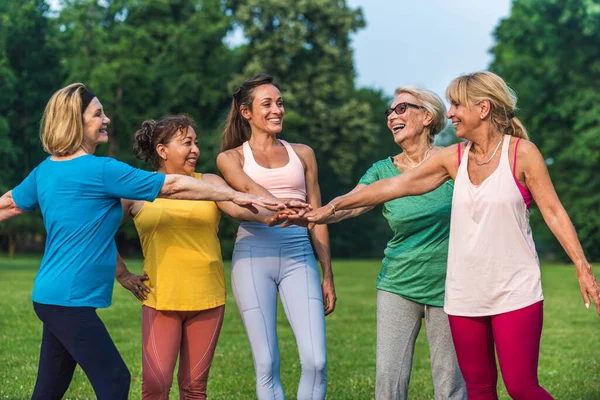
[322,277,337,316]
[117,271,150,301]
[577,264,600,315]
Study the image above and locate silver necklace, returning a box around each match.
[399,146,433,170]
[472,137,503,166]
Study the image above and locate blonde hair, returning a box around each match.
[395,85,447,144]
[445,71,528,139]
[40,83,87,156]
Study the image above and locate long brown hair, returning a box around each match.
[220,74,279,151]
[446,71,528,139]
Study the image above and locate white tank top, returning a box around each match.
[444,134,543,316]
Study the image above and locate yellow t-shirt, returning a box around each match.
[133,173,225,311]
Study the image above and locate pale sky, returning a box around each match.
[348,0,512,99]
[48,0,512,100]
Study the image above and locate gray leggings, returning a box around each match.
[232,223,327,400]
[376,290,466,400]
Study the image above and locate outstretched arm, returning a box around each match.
[307,147,454,223]
[159,174,282,211]
[201,173,284,222]
[520,140,600,314]
[0,191,26,222]
[272,184,374,227]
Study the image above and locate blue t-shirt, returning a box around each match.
[12,155,166,308]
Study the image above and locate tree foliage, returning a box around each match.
[491,0,600,259]
[3,0,597,260]
[0,0,63,255]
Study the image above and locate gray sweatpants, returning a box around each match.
[376,290,466,400]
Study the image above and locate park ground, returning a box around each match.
[0,256,599,399]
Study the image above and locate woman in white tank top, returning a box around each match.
[305,72,599,400]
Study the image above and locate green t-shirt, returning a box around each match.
[359,157,454,306]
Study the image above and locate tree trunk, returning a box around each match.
[8,231,16,258]
[108,86,123,158]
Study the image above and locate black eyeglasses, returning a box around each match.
[384,102,426,117]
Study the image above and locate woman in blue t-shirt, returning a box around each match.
[0,83,278,400]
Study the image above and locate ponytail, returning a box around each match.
[507,116,529,140]
[220,74,278,152]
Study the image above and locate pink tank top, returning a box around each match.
[242,139,307,200]
[445,134,543,316]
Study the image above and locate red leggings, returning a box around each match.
[142,305,225,400]
[448,301,553,400]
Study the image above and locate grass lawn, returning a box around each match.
[0,256,599,399]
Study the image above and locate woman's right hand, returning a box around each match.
[306,204,335,224]
[231,192,284,212]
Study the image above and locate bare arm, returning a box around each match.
[201,173,278,223]
[296,145,336,315]
[0,191,26,222]
[306,146,455,223]
[216,150,276,199]
[333,148,452,211]
[520,140,600,314]
[317,184,375,224]
[159,174,281,210]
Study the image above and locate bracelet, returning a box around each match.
[329,203,336,215]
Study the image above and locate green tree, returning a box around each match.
[0,0,64,256]
[491,0,600,260]
[55,0,240,252]
[227,0,399,257]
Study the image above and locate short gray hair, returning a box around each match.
[394,85,447,143]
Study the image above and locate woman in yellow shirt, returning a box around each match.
[117,115,284,399]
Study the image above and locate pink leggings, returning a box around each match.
[142,305,225,400]
[448,301,553,400]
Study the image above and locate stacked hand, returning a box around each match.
[305,205,336,224]
[266,200,314,228]
[232,192,285,213]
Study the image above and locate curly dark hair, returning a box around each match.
[133,114,196,169]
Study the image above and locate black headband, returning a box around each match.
[80,87,96,114]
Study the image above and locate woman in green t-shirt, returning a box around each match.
[275,85,466,399]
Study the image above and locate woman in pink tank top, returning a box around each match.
[216,74,334,400]
[305,71,600,400]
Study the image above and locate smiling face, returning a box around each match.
[157,126,199,176]
[82,97,110,150]
[446,99,485,140]
[386,93,431,146]
[242,84,284,135]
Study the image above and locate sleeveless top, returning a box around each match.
[133,173,226,311]
[445,135,543,316]
[242,139,307,200]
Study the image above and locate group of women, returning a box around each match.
[0,70,598,400]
